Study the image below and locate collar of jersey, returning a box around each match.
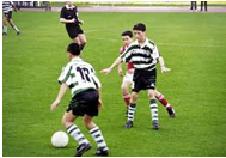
[134,38,149,48]
[72,57,82,61]
[66,5,74,9]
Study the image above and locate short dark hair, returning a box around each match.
[121,30,133,38]
[133,23,146,32]
[67,43,80,55]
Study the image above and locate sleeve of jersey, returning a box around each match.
[91,68,101,89]
[60,7,65,18]
[58,64,73,86]
[120,47,132,63]
[153,44,160,63]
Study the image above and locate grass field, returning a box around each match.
[2,11,226,157]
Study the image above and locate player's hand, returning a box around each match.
[50,99,60,111]
[79,19,84,25]
[160,66,171,73]
[117,68,123,77]
[98,99,103,109]
[100,67,112,74]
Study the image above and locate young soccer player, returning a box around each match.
[60,1,86,50]
[50,43,109,156]
[118,30,176,117]
[101,23,174,130]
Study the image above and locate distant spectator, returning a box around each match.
[190,1,197,11]
[201,1,208,12]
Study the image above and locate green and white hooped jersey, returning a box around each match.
[58,58,101,97]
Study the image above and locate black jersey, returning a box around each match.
[60,5,79,28]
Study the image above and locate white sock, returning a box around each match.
[67,124,89,145]
[149,99,159,122]
[90,126,108,151]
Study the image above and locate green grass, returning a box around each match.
[2,11,226,157]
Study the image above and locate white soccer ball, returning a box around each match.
[51,131,69,147]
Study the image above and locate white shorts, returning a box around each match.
[122,72,134,88]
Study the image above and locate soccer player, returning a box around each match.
[101,23,172,130]
[50,43,109,156]
[118,30,176,117]
[2,1,20,36]
[60,1,86,50]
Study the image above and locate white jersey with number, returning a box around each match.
[58,57,101,97]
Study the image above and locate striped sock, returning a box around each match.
[149,99,159,122]
[67,124,89,145]
[90,126,108,151]
[127,103,136,122]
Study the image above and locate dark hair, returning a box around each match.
[67,43,80,55]
[121,30,133,38]
[133,23,146,32]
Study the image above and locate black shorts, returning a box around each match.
[66,89,99,116]
[4,11,12,21]
[133,68,157,92]
[66,25,84,39]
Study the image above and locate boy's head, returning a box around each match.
[121,30,133,46]
[133,23,146,42]
[67,43,80,60]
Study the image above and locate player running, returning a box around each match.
[50,43,109,156]
[60,1,86,50]
[2,1,20,36]
[118,30,176,117]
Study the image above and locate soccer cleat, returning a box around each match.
[166,107,176,118]
[17,31,20,36]
[2,32,7,36]
[152,120,159,130]
[124,121,133,128]
[75,143,91,157]
[96,147,109,157]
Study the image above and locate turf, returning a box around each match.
[2,11,226,157]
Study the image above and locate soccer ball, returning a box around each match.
[51,131,69,147]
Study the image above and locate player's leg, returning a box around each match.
[125,91,138,128]
[7,12,20,35]
[148,89,159,130]
[2,16,8,36]
[154,90,176,117]
[78,33,87,50]
[9,19,20,35]
[63,98,91,156]
[62,111,90,148]
[72,36,81,45]
[121,76,131,110]
[84,115,109,156]
[146,68,159,129]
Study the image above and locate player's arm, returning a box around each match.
[159,56,171,73]
[100,56,122,74]
[117,63,123,77]
[153,44,171,73]
[60,18,75,24]
[50,83,68,111]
